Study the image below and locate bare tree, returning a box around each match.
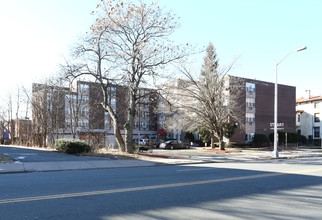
[0,85,32,145]
[31,77,67,147]
[64,81,83,140]
[165,43,243,150]
[64,0,190,153]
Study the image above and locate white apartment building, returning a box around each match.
[296,92,322,144]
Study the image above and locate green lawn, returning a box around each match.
[0,154,13,163]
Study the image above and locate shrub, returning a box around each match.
[270,132,303,144]
[287,133,298,143]
[133,145,151,152]
[253,134,269,147]
[297,134,307,145]
[55,139,91,154]
[269,132,285,144]
[184,132,195,142]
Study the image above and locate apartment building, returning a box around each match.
[230,76,296,142]
[159,76,296,143]
[32,81,158,147]
[296,91,322,145]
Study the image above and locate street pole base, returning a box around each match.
[272,150,279,158]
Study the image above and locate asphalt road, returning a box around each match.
[0,146,112,162]
[1,157,322,219]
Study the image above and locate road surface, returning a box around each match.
[1,157,322,219]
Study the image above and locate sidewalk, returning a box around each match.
[1,149,322,174]
[0,159,160,174]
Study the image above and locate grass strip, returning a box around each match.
[0,154,13,163]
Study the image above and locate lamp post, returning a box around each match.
[273,46,307,158]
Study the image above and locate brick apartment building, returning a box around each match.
[229,76,296,143]
[32,81,158,147]
[159,76,296,144]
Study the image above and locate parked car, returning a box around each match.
[138,139,149,146]
[151,139,162,148]
[159,140,189,150]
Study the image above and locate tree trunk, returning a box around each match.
[124,94,135,154]
[43,131,47,148]
[103,103,125,152]
[210,132,215,148]
[113,122,125,152]
[218,139,225,150]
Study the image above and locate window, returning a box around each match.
[297,114,301,122]
[81,95,89,103]
[65,94,70,102]
[111,87,116,94]
[314,113,320,122]
[80,121,89,127]
[65,107,70,115]
[79,84,89,93]
[314,127,320,138]
[246,98,255,107]
[107,87,117,105]
[140,111,149,118]
[80,108,89,117]
[47,93,52,101]
[246,113,255,122]
[140,121,149,129]
[314,102,320,109]
[65,118,71,128]
[246,82,255,92]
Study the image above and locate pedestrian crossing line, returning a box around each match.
[1,168,322,204]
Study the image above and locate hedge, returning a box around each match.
[55,139,91,154]
[253,134,269,147]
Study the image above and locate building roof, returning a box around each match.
[296,96,322,104]
[227,75,296,88]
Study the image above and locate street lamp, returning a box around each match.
[273,46,307,158]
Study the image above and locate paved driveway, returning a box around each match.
[0,146,112,162]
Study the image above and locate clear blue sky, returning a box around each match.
[0,0,320,101]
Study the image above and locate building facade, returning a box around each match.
[231,76,296,143]
[296,92,321,145]
[32,81,158,147]
[158,76,296,144]
[32,76,296,147]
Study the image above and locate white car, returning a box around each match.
[138,139,149,145]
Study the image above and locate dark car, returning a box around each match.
[159,140,189,150]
